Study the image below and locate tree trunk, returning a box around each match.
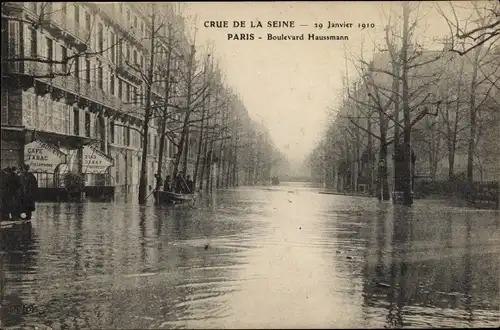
[232,145,238,186]
[156,23,173,192]
[138,7,156,205]
[399,1,413,206]
[199,133,209,191]
[225,149,232,187]
[466,46,481,198]
[172,45,196,184]
[182,130,190,175]
[217,143,224,188]
[448,141,456,180]
[208,140,215,193]
[193,104,206,189]
[367,116,373,194]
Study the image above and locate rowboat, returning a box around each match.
[0,219,33,230]
[153,191,194,204]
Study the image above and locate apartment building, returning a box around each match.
[1,2,186,193]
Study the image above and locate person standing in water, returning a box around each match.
[19,164,38,220]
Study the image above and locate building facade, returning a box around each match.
[1,2,187,194]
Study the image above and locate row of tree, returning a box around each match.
[122,4,286,204]
[1,2,285,205]
[307,1,500,206]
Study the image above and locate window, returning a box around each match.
[134,16,138,29]
[62,3,67,17]
[73,108,80,135]
[85,12,91,31]
[133,86,138,104]
[1,89,8,124]
[110,121,115,143]
[126,44,130,61]
[85,59,91,83]
[74,5,80,24]
[22,92,36,127]
[118,79,122,99]
[141,22,144,35]
[140,55,144,70]
[126,83,131,103]
[74,56,79,79]
[29,3,37,14]
[97,23,104,52]
[85,112,91,137]
[97,62,103,89]
[109,32,115,63]
[126,9,130,24]
[61,45,67,72]
[45,37,53,61]
[29,28,37,57]
[169,141,174,158]
[133,50,138,65]
[110,72,115,95]
[117,41,122,65]
[125,126,130,146]
[44,3,52,20]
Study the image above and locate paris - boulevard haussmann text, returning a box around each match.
[1,2,499,329]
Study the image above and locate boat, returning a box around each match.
[0,219,33,230]
[153,190,194,204]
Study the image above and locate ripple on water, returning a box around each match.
[2,189,499,329]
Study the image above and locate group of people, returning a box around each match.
[155,172,194,194]
[0,165,38,221]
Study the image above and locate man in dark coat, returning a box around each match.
[163,175,171,192]
[175,172,184,193]
[154,173,163,192]
[186,175,194,194]
[4,167,23,220]
[0,167,10,220]
[19,164,38,220]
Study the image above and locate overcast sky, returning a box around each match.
[181,1,464,166]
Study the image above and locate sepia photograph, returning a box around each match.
[1,1,499,329]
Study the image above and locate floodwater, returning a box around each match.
[1,183,499,329]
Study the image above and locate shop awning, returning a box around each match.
[24,140,67,173]
[82,145,114,174]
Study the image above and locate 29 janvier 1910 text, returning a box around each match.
[203,20,375,41]
[203,20,375,30]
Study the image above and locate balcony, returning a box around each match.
[93,4,149,51]
[41,10,91,45]
[116,63,142,84]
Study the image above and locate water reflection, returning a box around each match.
[362,203,500,328]
[1,187,499,328]
[1,220,37,327]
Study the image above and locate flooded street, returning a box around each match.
[2,183,499,329]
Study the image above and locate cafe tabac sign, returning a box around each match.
[82,145,114,174]
[24,140,67,173]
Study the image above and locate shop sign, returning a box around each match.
[24,140,67,173]
[82,146,113,174]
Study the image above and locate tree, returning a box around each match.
[109,3,180,204]
[437,0,500,56]
[366,2,446,205]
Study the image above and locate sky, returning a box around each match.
[181,1,465,167]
